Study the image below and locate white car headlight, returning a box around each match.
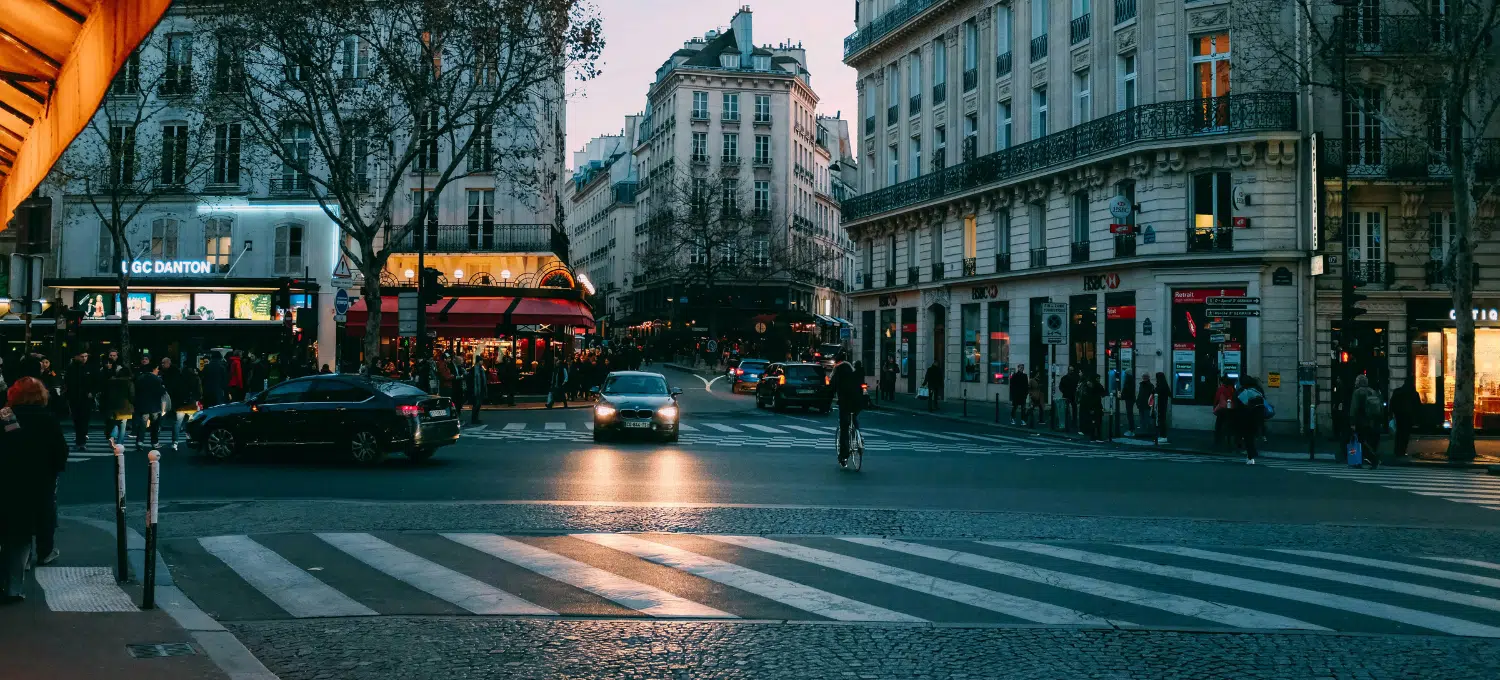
[657,405,678,420]
[595,405,617,418]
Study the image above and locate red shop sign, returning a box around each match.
[901,323,917,333]
[1173,342,1196,351]
[1173,288,1247,304]
[1223,343,1243,351]
[1106,305,1137,319]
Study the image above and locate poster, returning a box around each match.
[127,293,153,320]
[157,294,192,320]
[899,338,910,377]
[1172,342,1196,399]
[76,292,112,319]
[196,293,231,320]
[233,293,273,320]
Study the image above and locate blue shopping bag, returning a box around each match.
[1346,435,1363,468]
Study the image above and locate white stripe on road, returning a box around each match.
[677,424,699,432]
[315,533,553,616]
[502,423,526,431]
[198,535,377,618]
[860,428,917,438]
[67,457,87,462]
[1421,556,1500,572]
[841,538,1323,630]
[742,424,789,434]
[575,533,921,622]
[1407,494,1500,505]
[544,422,566,430]
[1271,549,1500,591]
[918,432,968,442]
[584,422,594,431]
[703,423,742,433]
[987,541,1500,638]
[783,425,831,435]
[706,535,1111,626]
[441,534,733,618]
[945,432,1039,446]
[1129,545,1500,616]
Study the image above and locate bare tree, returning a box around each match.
[53,32,215,361]
[1242,0,1500,459]
[196,0,601,367]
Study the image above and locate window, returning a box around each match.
[887,234,897,270]
[753,239,769,267]
[1430,210,1457,262]
[108,124,135,186]
[963,114,978,160]
[312,381,375,404]
[996,210,1012,258]
[754,135,770,163]
[963,215,977,259]
[987,301,1010,384]
[284,51,306,83]
[934,125,946,169]
[909,136,922,179]
[110,51,140,95]
[412,189,436,245]
[163,33,193,95]
[692,91,709,119]
[906,230,918,269]
[909,51,922,102]
[1071,192,1089,243]
[1191,33,1231,125]
[469,123,494,171]
[151,218,179,259]
[997,100,1012,150]
[963,19,978,91]
[997,6,1013,60]
[206,218,233,274]
[888,143,899,185]
[1189,171,1233,251]
[415,109,439,171]
[754,180,770,214]
[274,224,304,274]
[691,132,708,161]
[159,124,188,186]
[863,240,874,280]
[962,304,981,382]
[97,222,116,274]
[887,63,900,123]
[1033,86,1048,137]
[1073,69,1091,124]
[211,36,244,93]
[723,93,740,121]
[1028,202,1046,250]
[1032,0,1049,39]
[721,178,738,213]
[755,94,771,122]
[754,54,771,70]
[340,36,370,81]
[689,244,707,266]
[212,123,241,185]
[1346,209,1385,265]
[1118,53,1137,111]
[722,133,739,161]
[262,381,315,404]
[1344,85,1384,166]
[690,177,709,212]
[467,189,495,250]
[279,122,311,190]
[933,39,947,86]
[930,223,942,265]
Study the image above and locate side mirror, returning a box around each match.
[670,387,683,396]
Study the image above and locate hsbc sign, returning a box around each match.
[1082,273,1121,291]
[970,285,1000,300]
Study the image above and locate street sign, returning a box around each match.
[1209,333,1228,344]
[334,288,352,315]
[1109,223,1135,235]
[1298,362,1317,386]
[1205,296,1260,306]
[707,340,719,353]
[398,291,419,337]
[1142,225,1156,244]
[1041,303,1068,345]
[1267,372,1281,388]
[333,312,347,323]
[1108,195,1132,220]
[1204,308,1261,317]
[333,256,352,280]
[1206,321,1228,331]
[331,277,356,290]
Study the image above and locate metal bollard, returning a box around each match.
[994,393,1000,423]
[111,439,127,582]
[142,450,160,609]
[963,390,968,417]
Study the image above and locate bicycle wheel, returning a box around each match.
[848,429,864,471]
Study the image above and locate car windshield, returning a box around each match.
[370,378,429,397]
[740,361,768,371]
[817,345,841,357]
[785,365,826,379]
[602,374,669,395]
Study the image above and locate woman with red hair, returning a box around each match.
[0,377,69,603]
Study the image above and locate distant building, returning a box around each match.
[564,119,642,336]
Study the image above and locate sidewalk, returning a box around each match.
[0,518,241,680]
[871,390,1500,470]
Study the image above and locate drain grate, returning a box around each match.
[126,643,197,659]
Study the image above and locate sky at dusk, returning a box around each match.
[565,0,858,168]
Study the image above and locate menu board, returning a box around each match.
[127,293,153,320]
[196,293,231,320]
[157,294,193,320]
[233,293,273,321]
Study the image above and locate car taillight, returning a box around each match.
[860,383,868,391]
[778,375,786,385]
[824,375,830,385]
[735,368,743,375]
[398,405,421,417]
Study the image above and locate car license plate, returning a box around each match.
[625,421,651,429]
[428,409,448,417]
[797,389,815,394]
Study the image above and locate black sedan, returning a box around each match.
[755,362,832,413]
[592,371,682,442]
[184,375,460,464]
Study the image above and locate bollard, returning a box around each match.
[111,439,127,582]
[963,390,968,417]
[994,393,1000,423]
[142,450,160,610]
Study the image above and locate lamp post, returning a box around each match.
[1332,0,1360,455]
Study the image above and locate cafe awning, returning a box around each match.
[345,295,594,337]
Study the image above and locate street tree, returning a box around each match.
[1242,0,1500,459]
[196,0,601,367]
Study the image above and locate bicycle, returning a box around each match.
[838,415,864,472]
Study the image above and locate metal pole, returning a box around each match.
[963,389,968,417]
[112,439,127,582]
[142,449,160,609]
[1049,345,1058,431]
[1307,383,1317,460]
[994,392,1000,423]
[416,166,427,370]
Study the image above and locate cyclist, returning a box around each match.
[830,351,864,465]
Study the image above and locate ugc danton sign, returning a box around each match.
[121,259,216,275]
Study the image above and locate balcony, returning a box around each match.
[1349,260,1395,287]
[1070,15,1091,44]
[863,275,873,290]
[1114,233,1136,257]
[1030,34,1048,62]
[721,155,741,167]
[1186,226,1234,253]
[1114,0,1136,23]
[996,51,1013,77]
[1318,137,1500,181]
[388,224,558,254]
[753,156,772,167]
[995,252,1011,273]
[723,112,740,123]
[933,82,947,106]
[885,269,897,287]
[1334,14,1455,55]
[844,0,946,59]
[963,68,978,92]
[907,266,921,285]
[1029,247,1047,268]
[931,261,945,280]
[962,257,977,276]
[269,176,310,195]
[691,154,710,165]
[910,94,922,115]
[691,110,709,122]
[842,92,1298,222]
[865,116,875,135]
[1070,240,1090,263]
[1425,260,1480,287]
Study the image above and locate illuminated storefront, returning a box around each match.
[1409,300,1500,433]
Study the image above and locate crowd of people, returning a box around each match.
[386,343,651,421]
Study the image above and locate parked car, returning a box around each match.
[755,362,832,413]
[731,359,770,393]
[592,371,682,442]
[184,375,459,464]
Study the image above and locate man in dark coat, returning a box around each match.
[133,364,167,451]
[64,350,94,450]
[1059,366,1080,432]
[1008,365,1029,425]
[1389,378,1421,458]
[201,353,229,407]
[922,362,943,412]
[1,378,70,600]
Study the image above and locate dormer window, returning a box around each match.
[720,53,739,68]
[754,55,771,70]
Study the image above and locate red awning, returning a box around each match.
[344,296,593,337]
[511,298,594,328]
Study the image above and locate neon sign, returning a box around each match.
[1450,308,1500,322]
[122,259,216,275]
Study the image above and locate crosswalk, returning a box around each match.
[164,532,1500,637]
[1265,461,1500,512]
[63,438,190,463]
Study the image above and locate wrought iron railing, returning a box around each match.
[1319,137,1500,181]
[995,252,1011,273]
[960,257,976,276]
[269,176,309,195]
[1334,14,1453,55]
[963,68,978,92]
[932,261,945,280]
[1114,233,1136,257]
[1425,260,1480,287]
[1030,34,1048,62]
[1029,247,1047,268]
[933,83,947,105]
[843,92,1297,222]
[1349,261,1395,287]
[1070,241,1090,263]
[1114,0,1136,23]
[996,51,1013,77]
[1070,15,1092,44]
[1186,227,1234,253]
[844,0,946,58]
[910,94,922,115]
[888,105,899,127]
[388,224,557,254]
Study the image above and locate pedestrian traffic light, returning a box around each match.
[276,280,293,310]
[420,267,445,306]
[1343,282,1368,321]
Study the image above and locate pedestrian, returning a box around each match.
[1389,377,1420,458]
[102,359,134,445]
[1077,372,1105,441]
[1135,374,1154,440]
[133,362,167,451]
[1120,371,1137,436]
[548,360,569,409]
[1028,365,1047,428]
[201,352,229,407]
[1060,366,1079,432]
[227,352,244,400]
[1234,375,1267,464]
[1213,375,1235,451]
[165,357,201,450]
[921,361,943,411]
[466,354,486,424]
[247,353,270,394]
[1349,373,1385,469]
[1153,372,1171,444]
[450,355,468,418]
[880,358,897,401]
[1008,364,1030,425]
[499,352,518,406]
[64,350,93,451]
[1,376,71,602]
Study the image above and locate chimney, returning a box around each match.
[732,6,753,67]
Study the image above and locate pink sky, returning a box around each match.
[566,0,857,168]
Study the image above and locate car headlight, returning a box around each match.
[595,405,616,418]
[658,405,678,420]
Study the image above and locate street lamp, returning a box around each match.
[1332,0,1361,451]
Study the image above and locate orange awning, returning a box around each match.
[345,296,593,337]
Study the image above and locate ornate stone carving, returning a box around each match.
[1324,185,1344,240]
[1188,8,1229,29]
[1072,49,1089,71]
[989,189,1013,211]
[1128,154,1151,180]
[1264,140,1296,166]
[978,7,992,28]
[1479,195,1500,239]
[1154,150,1184,174]
[1081,165,1107,194]
[922,288,951,308]
[1031,64,1047,84]
[1400,189,1427,241]
[1224,143,1257,168]
[997,82,1012,100]
[945,26,960,43]
[1025,181,1048,204]
[1117,28,1137,51]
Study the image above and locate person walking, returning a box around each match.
[1233,375,1267,464]
[1389,378,1420,458]
[64,350,93,451]
[227,352,245,401]
[1,377,71,602]
[548,360,569,409]
[1153,372,1171,444]
[201,352,229,408]
[1349,374,1385,469]
[1059,366,1079,432]
[132,362,167,451]
[1008,364,1030,425]
[499,352,518,406]
[921,361,943,412]
[165,357,201,450]
[1134,374,1154,440]
[879,358,897,401]
[1120,372,1137,437]
[102,359,134,445]
[1077,372,1105,441]
[1212,376,1236,451]
[466,354,487,424]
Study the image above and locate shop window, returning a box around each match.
[195,293,231,320]
[988,301,1010,383]
[274,224,304,274]
[1069,294,1099,377]
[233,293,273,320]
[77,292,114,319]
[126,292,153,320]
[962,304,982,382]
[157,293,192,320]
[1415,327,1500,430]
[1104,291,1136,391]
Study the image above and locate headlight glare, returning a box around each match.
[658,406,678,420]
[595,405,616,418]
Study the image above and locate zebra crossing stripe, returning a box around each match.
[1406,494,1500,505]
[918,432,967,442]
[1132,545,1500,616]
[572,533,921,623]
[862,428,917,438]
[1270,549,1500,591]
[198,535,378,618]
[988,541,1500,637]
[315,533,553,616]
[585,423,594,431]
[703,423,742,433]
[742,424,788,434]
[706,535,1113,626]
[946,432,1039,446]
[677,424,699,432]
[1420,556,1500,573]
[544,422,566,430]
[502,423,526,431]
[441,534,733,618]
[840,538,1324,630]
[782,425,830,435]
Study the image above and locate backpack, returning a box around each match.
[1362,390,1385,427]
[1245,391,1273,420]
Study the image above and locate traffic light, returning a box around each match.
[419,267,445,306]
[1343,279,1368,322]
[275,279,293,310]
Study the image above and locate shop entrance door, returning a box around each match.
[928,303,947,380]
[901,307,917,393]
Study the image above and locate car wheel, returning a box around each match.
[406,447,437,462]
[349,429,385,465]
[772,394,786,411]
[755,393,766,409]
[204,427,237,460]
[664,431,679,443]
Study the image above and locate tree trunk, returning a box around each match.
[115,227,132,364]
[360,257,383,373]
[1447,99,1477,461]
